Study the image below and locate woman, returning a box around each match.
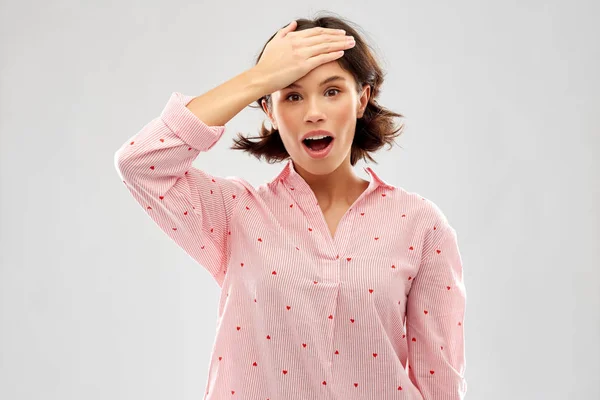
[115,14,467,400]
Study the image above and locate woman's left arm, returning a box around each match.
[406,223,468,399]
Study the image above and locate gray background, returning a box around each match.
[1,1,598,399]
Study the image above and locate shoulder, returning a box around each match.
[387,186,450,226]
[387,186,455,249]
[412,192,456,254]
[420,194,451,229]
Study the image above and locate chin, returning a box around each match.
[295,155,342,175]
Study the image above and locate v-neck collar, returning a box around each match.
[268,159,395,253]
[270,159,394,200]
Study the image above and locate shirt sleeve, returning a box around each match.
[405,222,468,399]
[114,91,246,287]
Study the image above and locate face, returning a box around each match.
[262,61,370,176]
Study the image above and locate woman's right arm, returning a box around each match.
[114,68,268,287]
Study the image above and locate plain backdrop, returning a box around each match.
[1,1,598,399]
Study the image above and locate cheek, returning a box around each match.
[275,115,303,147]
[332,101,358,123]
[276,111,299,130]
[276,128,301,154]
[279,133,296,150]
[334,111,358,141]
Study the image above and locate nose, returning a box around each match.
[304,100,327,123]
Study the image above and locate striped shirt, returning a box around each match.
[114,91,467,399]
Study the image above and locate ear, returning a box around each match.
[357,83,370,118]
[261,98,278,129]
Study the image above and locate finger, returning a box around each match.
[296,26,346,39]
[301,33,351,49]
[278,20,297,37]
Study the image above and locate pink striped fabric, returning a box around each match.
[114,92,467,399]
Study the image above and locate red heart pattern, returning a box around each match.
[116,98,466,400]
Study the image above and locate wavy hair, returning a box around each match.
[230,12,405,166]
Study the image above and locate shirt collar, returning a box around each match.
[269,159,394,196]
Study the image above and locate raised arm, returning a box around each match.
[114,69,268,286]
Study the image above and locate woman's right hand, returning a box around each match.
[253,20,356,95]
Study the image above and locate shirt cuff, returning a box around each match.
[159,91,226,151]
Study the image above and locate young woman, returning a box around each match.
[115,15,467,400]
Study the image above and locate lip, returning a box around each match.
[300,129,335,142]
[301,136,335,159]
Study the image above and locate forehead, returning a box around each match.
[283,62,354,90]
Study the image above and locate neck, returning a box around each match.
[293,157,370,211]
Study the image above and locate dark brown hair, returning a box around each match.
[230,11,405,166]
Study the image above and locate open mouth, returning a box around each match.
[302,136,334,152]
[302,136,335,158]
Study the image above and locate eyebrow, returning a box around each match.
[284,75,347,90]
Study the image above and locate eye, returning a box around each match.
[285,93,301,102]
[285,88,341,102]
[326,88,341,97]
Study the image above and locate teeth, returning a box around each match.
[305,135,330,141]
